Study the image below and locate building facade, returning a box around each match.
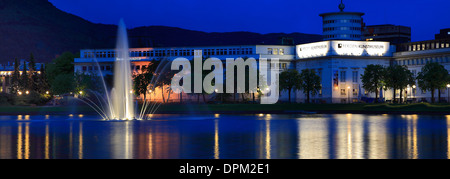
[0,60,44,94]
[363,24,411,44]
[73,2,450,104]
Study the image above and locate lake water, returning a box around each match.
[0,113,449,159]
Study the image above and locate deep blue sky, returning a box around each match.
[48,0,450,42]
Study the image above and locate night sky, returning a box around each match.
[48,0,450,42]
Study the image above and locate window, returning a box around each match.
[340,71,346,82]
[341,89,346,95]
[353,84,359,96]
[106,66,111,71]
[319,85,322,96]
[268,48,273,55]
[279,48,284,55]
[82,66,87,71]
[273,48,278,55]
[352,71,358,83]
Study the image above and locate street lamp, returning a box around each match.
[407,87,411,103]
[347,86,351,103]
[447,84,450,103]
[412,85,416,103]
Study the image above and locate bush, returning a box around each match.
[0,93,14,105]
[8,91,52,106]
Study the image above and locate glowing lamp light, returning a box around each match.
[413,85,416,89]
[79,91,83,95]
[18,91,22,95]
[46,91,49,95]
[25,91,29,95]
[447,84,450,88]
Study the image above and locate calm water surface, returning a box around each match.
[0,114,449,159]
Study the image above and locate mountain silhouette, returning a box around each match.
[0,0,322,63]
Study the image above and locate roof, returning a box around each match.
[319,11,365,17]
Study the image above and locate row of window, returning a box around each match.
[323,27,362,32]
[339,71,359,83]
[323,19,361,24]
[203,48,253,56]
[83,48,254,58]
[408,43,450,51]
[324,34,362,39]
[340,87,359,96]
[270,63,288,69]
[267,48,285,55]
[395,56,450,66]
[81,65,111,71]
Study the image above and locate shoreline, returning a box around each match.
[1,103,450,116]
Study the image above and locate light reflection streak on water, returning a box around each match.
[79,122,83,159]
[148,130,153,159]
[346,114,352,159]
[45,123,49,159]
[17,122,22,159]
[367,115,388,159]
[297,117,329,159]
[3,114,450,159]
[16,122,30,159]
[265,119,271,159]
[447,115,450,159]
[214,119,220,159]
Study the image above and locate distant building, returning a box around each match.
[363,24,411,44]
[320,1,364,41]
[74,1,450,104]
[435,28,450,40]
[0,60,44,93]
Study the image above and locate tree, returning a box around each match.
[417,62,450,103]
[133,63,154,102]
[46,52,77,95]
[28,53,39,92]
[19,61,29,92]
[37,64,50,94]
[46,52,76,86]
[152,59,174,103]
[9,58,20,94]
[361,64,385,103]
[279,69,301,103]
[51,74,74,95]
[298,69,322,103]
[384,65,415,103]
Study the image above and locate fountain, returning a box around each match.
[75,19,173,121]
[110,19,135,120]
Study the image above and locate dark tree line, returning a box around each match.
[362,62,450,103]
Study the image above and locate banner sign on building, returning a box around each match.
[296,41,391,59]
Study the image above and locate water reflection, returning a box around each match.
[0,114,449,159]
